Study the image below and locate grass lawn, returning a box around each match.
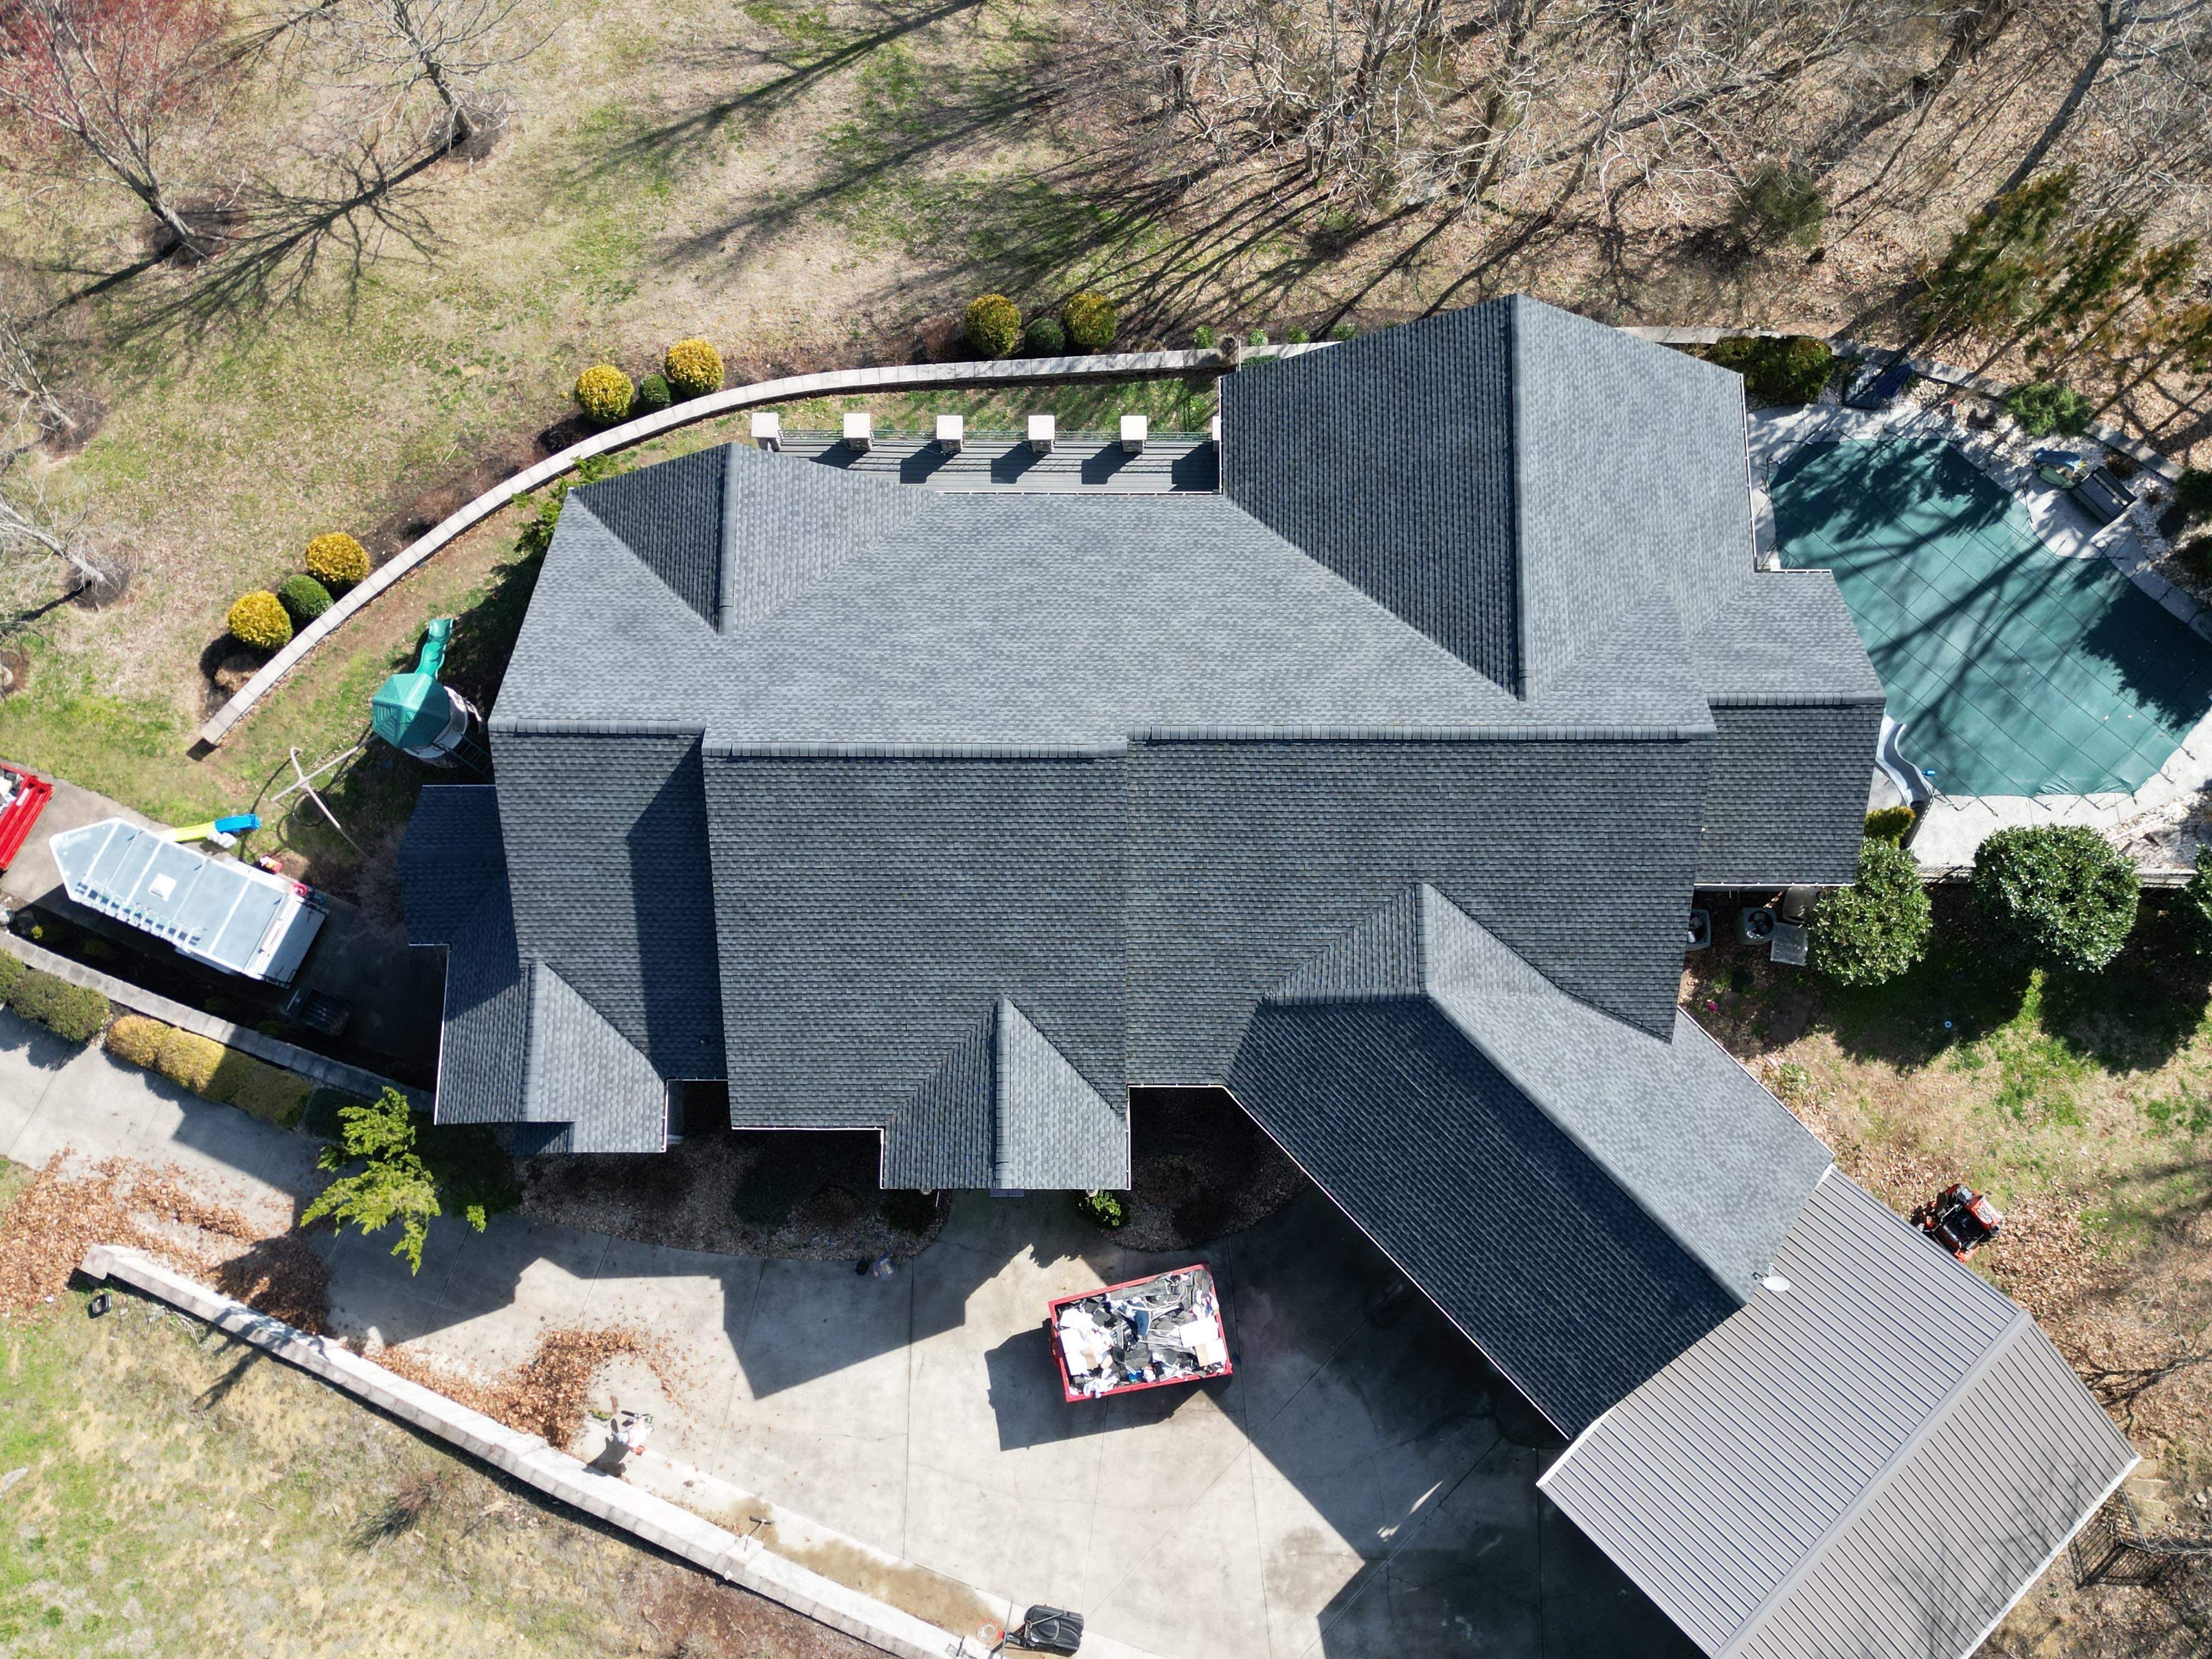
[0,1160,865,1659]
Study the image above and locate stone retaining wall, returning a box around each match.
[76,1243,983,1659]
[1,930,422,1108]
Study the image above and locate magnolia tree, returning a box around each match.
[0,0,239,256]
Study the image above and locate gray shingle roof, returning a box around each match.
[1541,1172,2136,1659]
[570,446,727,627]
[1228,884,1829,1434]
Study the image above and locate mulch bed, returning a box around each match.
[1110,1088,1308,1251]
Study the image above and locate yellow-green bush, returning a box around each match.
[156,1027,227,1094]
[303,531,371,587]
[573,363,634,426]
[964,295,1022,359]
[227,1061,311,1128]
[227,590,292,650]
[106,1013,172,1069]
[1062,291,1118,352]
[663,338,724,398]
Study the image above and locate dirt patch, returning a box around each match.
[522,1126,948,1261]
[639,1564,882,1659]
[0,1152,328,1333]
[774,1535,1003,1640]
[1109,1087,1308,1251]
[375,1324,677,1446]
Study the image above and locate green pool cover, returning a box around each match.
[1773,438,2212,797]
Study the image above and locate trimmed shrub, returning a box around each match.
[2177,468,2212,522]
[1971,823,2139,973]
[8,969,111,1043]
[573,363,634,427]
[1864,805,1916,845]
[0,950,23,1002]
[105,1013,172,1069]
[663,337,724,398]
[631,372,672,415]
[1810,839,1933,988]
[1329,322,1357,341]
[1023,315,1066,356]
[2004,381,2094,438]
[227,1060,312,1128]
[226,590,293,651]
[2182,848,2212,958]
[964,294,1022,359]
[1245,329,1269,348]
[1062,291,1117,352]
[1074,1188,1127,1229]
[1193,325,1216,349]
[1284,324,1310,343]
[303,532,370,588]
[156,1026,227,1094]
[1734,163,1828,249]
[276,574,332,624]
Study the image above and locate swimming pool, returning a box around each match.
[1771,438,2212,797]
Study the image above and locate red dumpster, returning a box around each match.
[1047,1264,1232,1403]
[0,764,52,873]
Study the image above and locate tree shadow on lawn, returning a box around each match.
[1822,887,2212,1077]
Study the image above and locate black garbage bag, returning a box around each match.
[1017,1605,1084,1655]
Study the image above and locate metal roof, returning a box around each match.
[52,817,325,985]
[1540,1171,2138,1658]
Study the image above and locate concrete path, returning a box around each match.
[0,1008,1688,1659]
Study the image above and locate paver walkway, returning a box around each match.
[0,1009,1688,1659]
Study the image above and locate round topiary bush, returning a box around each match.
[1971,823,2139,973]
[1809,839,1933,987]
[227,590,294,651]
[1863,805,1916,845]
[276,573,332,624]
[1061,291,1117,352]
[663,338,724,399]
[964,294,1022,359]
[633,372,672,415]
[303,531,370,588]
[1023,315,1066,356]
[573,363,634,427]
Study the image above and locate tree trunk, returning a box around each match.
[1993,2,2116,197]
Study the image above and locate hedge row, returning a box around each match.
[104,1013,312,1128]
[0,953,113,1043]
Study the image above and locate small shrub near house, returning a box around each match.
[1193,325,1217,349]
[964,294,1022,359]
[1061,291,1117,352]
[572,363,634,427]
[1710,335,1833,404]
[303,532,371,588]
[631,372,672,415]
[276,574,332,624]
[1074,1188,1127,1229]
[2177,468,2212,523]
[1023,315,1066,356]
[226,590,292,650]
[1284,325,1310,343]
[7,968,111,1043]
[1971,823,2138,973]
[1809,839,1933,988]
[105,1013,168,1069]
[663,338,724,399]
[1329,322,1357,341]
[1864,805,1916,845]
[2004,381,2094,438]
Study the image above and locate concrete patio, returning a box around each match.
[0,1009,1691,1659]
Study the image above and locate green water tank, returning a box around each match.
[372,618,477,763]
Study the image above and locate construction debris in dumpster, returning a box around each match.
[1050,1265,1231,1401]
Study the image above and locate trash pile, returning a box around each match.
[1052,1265,1231,1401]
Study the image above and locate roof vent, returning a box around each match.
[1762,1273,1792,1294]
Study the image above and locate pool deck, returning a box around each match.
[1750,402,2212,873]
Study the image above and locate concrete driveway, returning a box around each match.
[2,1009,1690,1659]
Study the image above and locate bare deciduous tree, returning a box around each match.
[0,0,240,256]
[0,309,111,629]
[313,0,549,155]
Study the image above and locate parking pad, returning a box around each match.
[1773,438,2212,796]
